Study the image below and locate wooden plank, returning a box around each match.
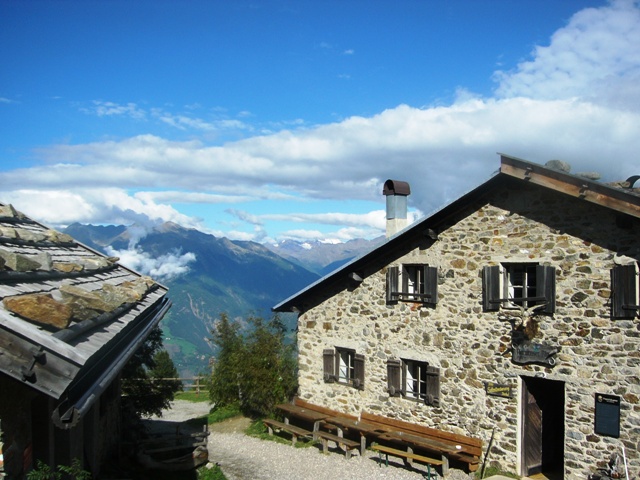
[371,444,444,466]
[500,158,640,219]
[361,412,482,453]
[293,397,358,420]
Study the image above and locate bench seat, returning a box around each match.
[371,443,442,478]
[361,412,482,473]
[263,418,313,446]
[315,431,360,459]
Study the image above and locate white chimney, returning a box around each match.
[383,179,410,237]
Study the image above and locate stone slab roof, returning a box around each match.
[0,203,170,428]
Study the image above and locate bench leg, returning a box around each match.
[360,435,366,457]
[441,455,449,476]
[406,446,414,467]
[321,437,329,454]
[267,425,274,436]
[291,432,298,447]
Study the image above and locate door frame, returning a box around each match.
[518,375,566,477]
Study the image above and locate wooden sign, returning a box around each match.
[512,342,558,366]
[485,382,513,399]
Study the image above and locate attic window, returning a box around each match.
[482,263,555,314]
[611,263,640,319]
[386,265,438,305]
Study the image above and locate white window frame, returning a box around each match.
[502,263,538,309]
[337,348,355,384]
[403,359,428,401]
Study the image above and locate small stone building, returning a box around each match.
[0,204,170,478]
[274,154,640,479]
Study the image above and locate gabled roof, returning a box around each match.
[0,204,170,428]
[273,154,640,313]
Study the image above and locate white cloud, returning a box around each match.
[106,245,196,281]
[2,0,640,243]
[494,0,640,110]
[82,100,146,119]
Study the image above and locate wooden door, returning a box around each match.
[522,379,543,475]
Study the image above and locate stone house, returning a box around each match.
[274,154,640,479]
[0,204,170,478]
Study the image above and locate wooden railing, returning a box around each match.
[138,377,208,396]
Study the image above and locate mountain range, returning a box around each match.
[63,222,376,376]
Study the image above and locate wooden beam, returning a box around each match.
[500,157,640,219]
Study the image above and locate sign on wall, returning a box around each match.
[485,382,513,399]
[594,393,621,438]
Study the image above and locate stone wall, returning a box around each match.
[297,183,640,479]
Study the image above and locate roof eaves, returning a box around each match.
[499,153,640,218]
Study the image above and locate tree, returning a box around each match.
[208,313,242,408]
[121,326,183,417]
[208,313,297,417]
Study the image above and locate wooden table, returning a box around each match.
[275,403,330,438]
[321,416,389,455]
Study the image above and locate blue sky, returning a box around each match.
[1,0,639,248]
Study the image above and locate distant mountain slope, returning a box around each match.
[64,223,319,376]
[264,237,383,275]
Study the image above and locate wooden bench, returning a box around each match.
[361,412,483,474]
[262,418,313,446]
[371,443,442,479]
[315,431,361,459]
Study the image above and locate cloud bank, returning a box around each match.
[1,0,639,243]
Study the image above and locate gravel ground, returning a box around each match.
[154,400,476,480]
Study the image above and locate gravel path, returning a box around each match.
[155,400,475,480]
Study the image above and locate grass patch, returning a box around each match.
[198,464,226,480]
[175,390,211,403]
[207,405,242,424]
[245,419,317,449]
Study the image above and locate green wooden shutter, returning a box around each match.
[482,265,501,311]
[353,353,365,390]
[425,265,438,305]
[386,266,399,304]
[425,366,440,406]
[323,348,335,383]
[536,265,556,314]
[386,359,402,396]
[612,264,638,319]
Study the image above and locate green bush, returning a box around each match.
[208,314,297,418]
[27,459,91,480]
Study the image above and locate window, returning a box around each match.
[386,264,438,305]
[323,348,365,389]
[482,263,555,314]
[387,358,440,406]
[611,263,640,319]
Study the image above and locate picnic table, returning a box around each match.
[321,416,388,456]
[275,403,330,437]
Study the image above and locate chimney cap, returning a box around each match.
[383,179,411,196]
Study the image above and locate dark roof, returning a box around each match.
[0,203,170,428]
[273,153,640,313]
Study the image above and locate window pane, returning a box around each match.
[338,350,353,382]
[404,360,428,399]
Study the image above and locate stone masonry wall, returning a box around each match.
[296,184,640,479]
